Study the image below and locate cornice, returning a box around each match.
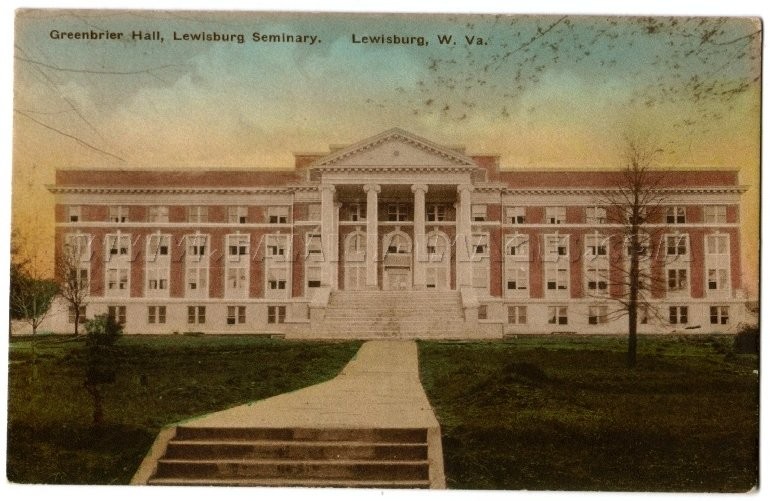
[46,185,319,195]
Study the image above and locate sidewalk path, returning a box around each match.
[135,340,446,487]
[187,340,440,429]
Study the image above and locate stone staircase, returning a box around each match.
[318,290,466,338]
[146,426,431,488]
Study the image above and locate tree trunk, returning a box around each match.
[74,308,80,336]
[85,383,103,427]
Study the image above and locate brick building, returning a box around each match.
[43,128,748,337]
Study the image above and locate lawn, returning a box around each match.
[7,335,361,484]
[418,335,759,492]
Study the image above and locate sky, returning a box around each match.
[10,7,761,295]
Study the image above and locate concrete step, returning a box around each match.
[155,458,430,481]
[174,427,428,443]
[164,440,428,461]
[147,477,431,488]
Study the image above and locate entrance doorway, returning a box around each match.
[382,230,412,291]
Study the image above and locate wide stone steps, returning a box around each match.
[148,427,431,488]
[318,290,465,338]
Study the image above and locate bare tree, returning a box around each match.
[597,136,669,367]
[56,241,90,336]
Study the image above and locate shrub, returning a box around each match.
[734,324,759,355]
[85,315,123,347]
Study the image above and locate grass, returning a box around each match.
[418,335,759,492]
[7,334,361,484]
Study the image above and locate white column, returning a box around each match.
[320,184,336,287]
[456,184,473,288]
[364,184,381,289]
[411,184,428,289]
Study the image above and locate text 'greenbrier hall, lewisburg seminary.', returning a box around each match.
[31,128,749,338]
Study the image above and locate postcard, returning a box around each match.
[9,8,760,492]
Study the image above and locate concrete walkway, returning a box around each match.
[133,340,446,487]
[185,340,439,429]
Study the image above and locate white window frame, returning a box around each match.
[148,305,167,324]
[507,305,527,325]
[585,206,607,225]
[107,305,127,325]
[387,203,409,222]
[669,306,688,325]
[426,204,448,222]
[666,206,686,224]
[703,205,727,224]
[505,207,525,225]
[268,206,289,224]
[267,305,286,324]
[227,305,246,325]
[148,206,169,223]
[471,205,487,222]
[109,206,128,223]
[709,306,730,325]
[545,206,566,224]
[187,306,206,325]
[588,305,609,325]
[188,206,208,223]
[548,306,569,325]
[227,206,248,224]
[68,206,81,223]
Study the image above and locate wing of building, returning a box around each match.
[40,128,748,337]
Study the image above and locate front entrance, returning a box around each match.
[384,268,411,290]
[382,229,412,291]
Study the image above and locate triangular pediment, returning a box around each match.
[312,128,475,168]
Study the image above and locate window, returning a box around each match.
[545,234,569,258]
[506,266,529,291]
[106,268,129,291]
[507,305,527,324]
[187,266,208,291]
[505,207,525,224]
[268,278,287,290]
[188,206,208,223]
[704,206,727,224]
[306,234,322,255]
[147,268,169,290]
[706,235,728,255]
[625,206,647,225]
[666,235,688,256]
[710,306,729,325]
[68,305,86,324]
[266,236,287,257]
[546,266,569,291]
[669,306,688,325]
[667,268,688,292]
[106,234,130,257]
[426,204,447,222]
[268,305,286,324]
[345,203,366,222]
[227,206,247,224]
[546,207,566,224]
[626,234,650,258]
[639,306,649,325]
[471,205,487,222]
[227,306,246,325]
[586,266,609,294]
[107,305,126,325]
[477,305,488,320]
[148,206,168,222]
[187,235,208,257]
[471,233,489,256]
[227,234,249,257]
[187,306,206,324]
[666,207,686,224]
[707,269,729,291]
[68,267,89,290]
[387,203,408,222]
[226,267,248,292]
[147,234,170,259]
[148,306,166,324]
[306,266,322,289]
[65,233,91,261]
[585,235,608,256]
[109,206,128,223]
[548,306,568,325]
[505,234,529,257]
[268,206,289,224]
[68,206,81,222]
[585,207,607,225]
[588,305,608,325]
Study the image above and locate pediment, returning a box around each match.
[313,128,475,168]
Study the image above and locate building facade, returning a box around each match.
[42,128,748,337]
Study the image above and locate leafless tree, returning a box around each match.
[56,241,91,336]
[595,136,670,367]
